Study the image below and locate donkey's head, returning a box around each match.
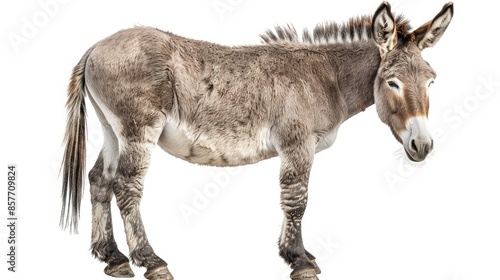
[372,2,453,162]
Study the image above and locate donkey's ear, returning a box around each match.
[372,2,398,54]
[412,2,454,50]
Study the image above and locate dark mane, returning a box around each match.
[260,14,411,45]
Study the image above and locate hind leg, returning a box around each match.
[113,121,173,280]
[89,135,134,277]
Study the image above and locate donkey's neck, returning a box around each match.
[260,16,400,118]
[324,42,380,118]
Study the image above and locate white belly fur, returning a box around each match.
[158,118,339,166]
[157,120,276,166]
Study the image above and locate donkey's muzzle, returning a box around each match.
[406,137,434,162]
[402,116,434,162]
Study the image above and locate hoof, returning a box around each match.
[144,266,174,280]
[104,262,135,278]
[310,259,321,275]
[290,268,319,280]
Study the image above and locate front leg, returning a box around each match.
[276,124,320,280]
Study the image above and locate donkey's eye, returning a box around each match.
[387,81,400,91]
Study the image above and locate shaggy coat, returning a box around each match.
[60,2,453,280]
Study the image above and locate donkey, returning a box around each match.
[60,2,453,280]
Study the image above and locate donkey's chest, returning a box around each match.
[157,121,276,167]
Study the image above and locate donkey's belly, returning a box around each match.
[157,121,276,167]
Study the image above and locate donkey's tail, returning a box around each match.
[60,46,95,233]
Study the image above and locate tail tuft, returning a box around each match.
[60,46,95,234]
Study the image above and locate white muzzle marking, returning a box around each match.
[399,116,434,161]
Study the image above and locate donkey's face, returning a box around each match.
[371,2,453,162]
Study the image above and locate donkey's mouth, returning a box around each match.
[404,148,419,162]
[404,146,430,162]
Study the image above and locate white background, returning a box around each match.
[1,0,499,280]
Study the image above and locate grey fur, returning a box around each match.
[60,2,453,280]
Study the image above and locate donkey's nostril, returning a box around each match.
[411,139,418,152]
